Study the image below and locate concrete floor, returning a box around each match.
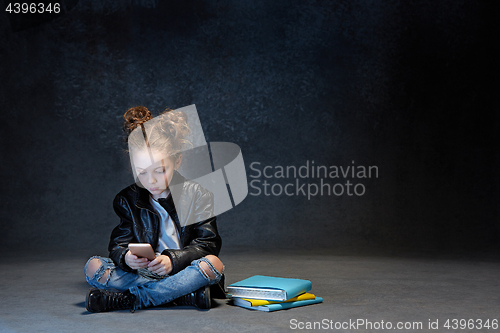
[0,249,498,333]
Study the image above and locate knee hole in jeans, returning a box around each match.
[86,258,110,284]
[199,255,223,280]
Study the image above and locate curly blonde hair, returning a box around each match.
[124,106,191,160]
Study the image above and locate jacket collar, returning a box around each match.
[133,170,186,214]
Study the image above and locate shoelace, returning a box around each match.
[101,290,134,312]
[176,292,195,306]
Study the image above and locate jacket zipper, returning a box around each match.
[135,203,160,245]
[135,203,185,248]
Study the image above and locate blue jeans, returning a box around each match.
[84,256,223,309]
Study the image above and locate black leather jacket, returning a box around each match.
[108,171,222,276]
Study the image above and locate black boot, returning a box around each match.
[210,274,226,299]
[86,288,137,313]
[174,285,211,309]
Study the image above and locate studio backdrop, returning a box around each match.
[0,0,498,256]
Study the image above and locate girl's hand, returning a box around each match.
[147,255,172,276]
[125,250,150,270]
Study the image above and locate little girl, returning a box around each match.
[84,106,224,313]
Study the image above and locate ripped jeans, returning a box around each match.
[84,256,223,309]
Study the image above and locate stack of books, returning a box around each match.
[227,275,323,312]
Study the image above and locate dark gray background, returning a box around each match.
[0,0,498,257]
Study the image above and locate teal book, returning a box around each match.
[227,275,312,301]
[234,296,323,312]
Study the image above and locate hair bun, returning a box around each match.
[123,106,153,135]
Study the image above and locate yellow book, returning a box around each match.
[234,293,316,307]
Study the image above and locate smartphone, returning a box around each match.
[128,243,156,261]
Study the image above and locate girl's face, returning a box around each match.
[131,149,182,200]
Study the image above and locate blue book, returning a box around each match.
[227,275,312,301]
